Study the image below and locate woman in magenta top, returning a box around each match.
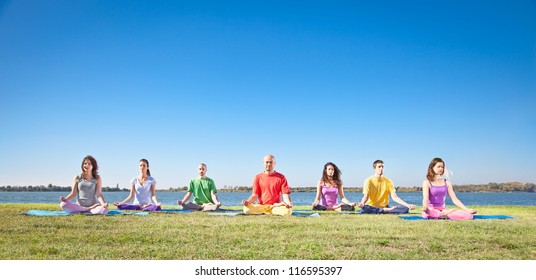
[422,157,476,220]
[312,162,356,211]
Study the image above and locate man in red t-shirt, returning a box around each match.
[242,154,293,216]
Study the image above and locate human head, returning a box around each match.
[373,160,384,177]
[427,157,445,180]
[81,155,98,179]
[263,154,276,174]
[322,162,342,187]
[139,159,151,176]
[198,163,207,178]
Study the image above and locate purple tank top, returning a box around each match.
[428,179,447,207]
[321,183,339,207]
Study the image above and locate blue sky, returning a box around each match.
[1,0,535,190]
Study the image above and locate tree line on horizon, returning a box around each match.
[1,182,534,192]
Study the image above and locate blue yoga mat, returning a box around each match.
[20,209,148,216]
[473,215,513,219]
[107,210,149,216]
[159,209,192,213]
[20,210,71,216]
[399,215,513,220]
[292,211,320,217]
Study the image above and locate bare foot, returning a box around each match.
[383,206,398,213]
[440,209,456,218]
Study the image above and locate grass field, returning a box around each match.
[0,204,534,260]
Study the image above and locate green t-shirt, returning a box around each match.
[189,177,217,205]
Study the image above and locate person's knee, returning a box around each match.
[448,211,473,220]
[202,204,218,211]
[390,206,409,214]
[361,205,381,214]
[272,206,292,216]
[423,209,441,219]
[313,204,327,211]
[183,202,202,211]
[91,206,108,215]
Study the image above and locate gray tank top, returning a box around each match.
[77,175,98,207]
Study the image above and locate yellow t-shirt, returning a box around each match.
[363,176,395,208]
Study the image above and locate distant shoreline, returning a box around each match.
[1,181,535,193]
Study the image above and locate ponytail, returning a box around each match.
[140,159,151,177]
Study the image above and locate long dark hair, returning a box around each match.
[140,159,151,176]
[321,162,342,187]
[426,157,445,180]
[81,155,99,179]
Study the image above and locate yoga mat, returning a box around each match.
[20,209,148,216]
[473,215,513,219]
[399,215,513,220]
[338,211,363,215]
[20,210,70,216]
[159,209,193,213]
[208,212,244,216]
[292,211,320,217]
[106,210,149,216]
[162,208,242,214]
[215,208,243,213]
[207,211,320,217]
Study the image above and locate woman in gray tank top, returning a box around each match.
[59,155,109,214]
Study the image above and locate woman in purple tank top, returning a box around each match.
[422,158,476,220]
[312,162,356,211]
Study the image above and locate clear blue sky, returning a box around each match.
[1,0,535,189]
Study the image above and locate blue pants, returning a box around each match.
[361,205,409,214]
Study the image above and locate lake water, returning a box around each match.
[0,191,535,206]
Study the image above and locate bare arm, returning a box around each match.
[391,191,416,210]
[242,192,258,206]
[312,180,322,206]
[358,193,368,208]
[178,192,192,205]
[339,186,355,206]
[150,182,160,206]
[358,179,369,208]
[94,176,107,207]
[114,184,135,206]
[282,193,293,207]
[61,175,79,202]
[446,181,476,213]
[211,192,221,206]
[422,180,430,211]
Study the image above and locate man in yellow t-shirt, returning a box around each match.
[357,160,416,214]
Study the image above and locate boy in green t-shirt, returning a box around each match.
[178,163,222,211]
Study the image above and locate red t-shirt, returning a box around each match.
[253,171,291,205]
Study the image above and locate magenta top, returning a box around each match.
[428,179,448,207]
[321,183,339,207]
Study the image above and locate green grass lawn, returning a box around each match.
[1,204,534,260]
